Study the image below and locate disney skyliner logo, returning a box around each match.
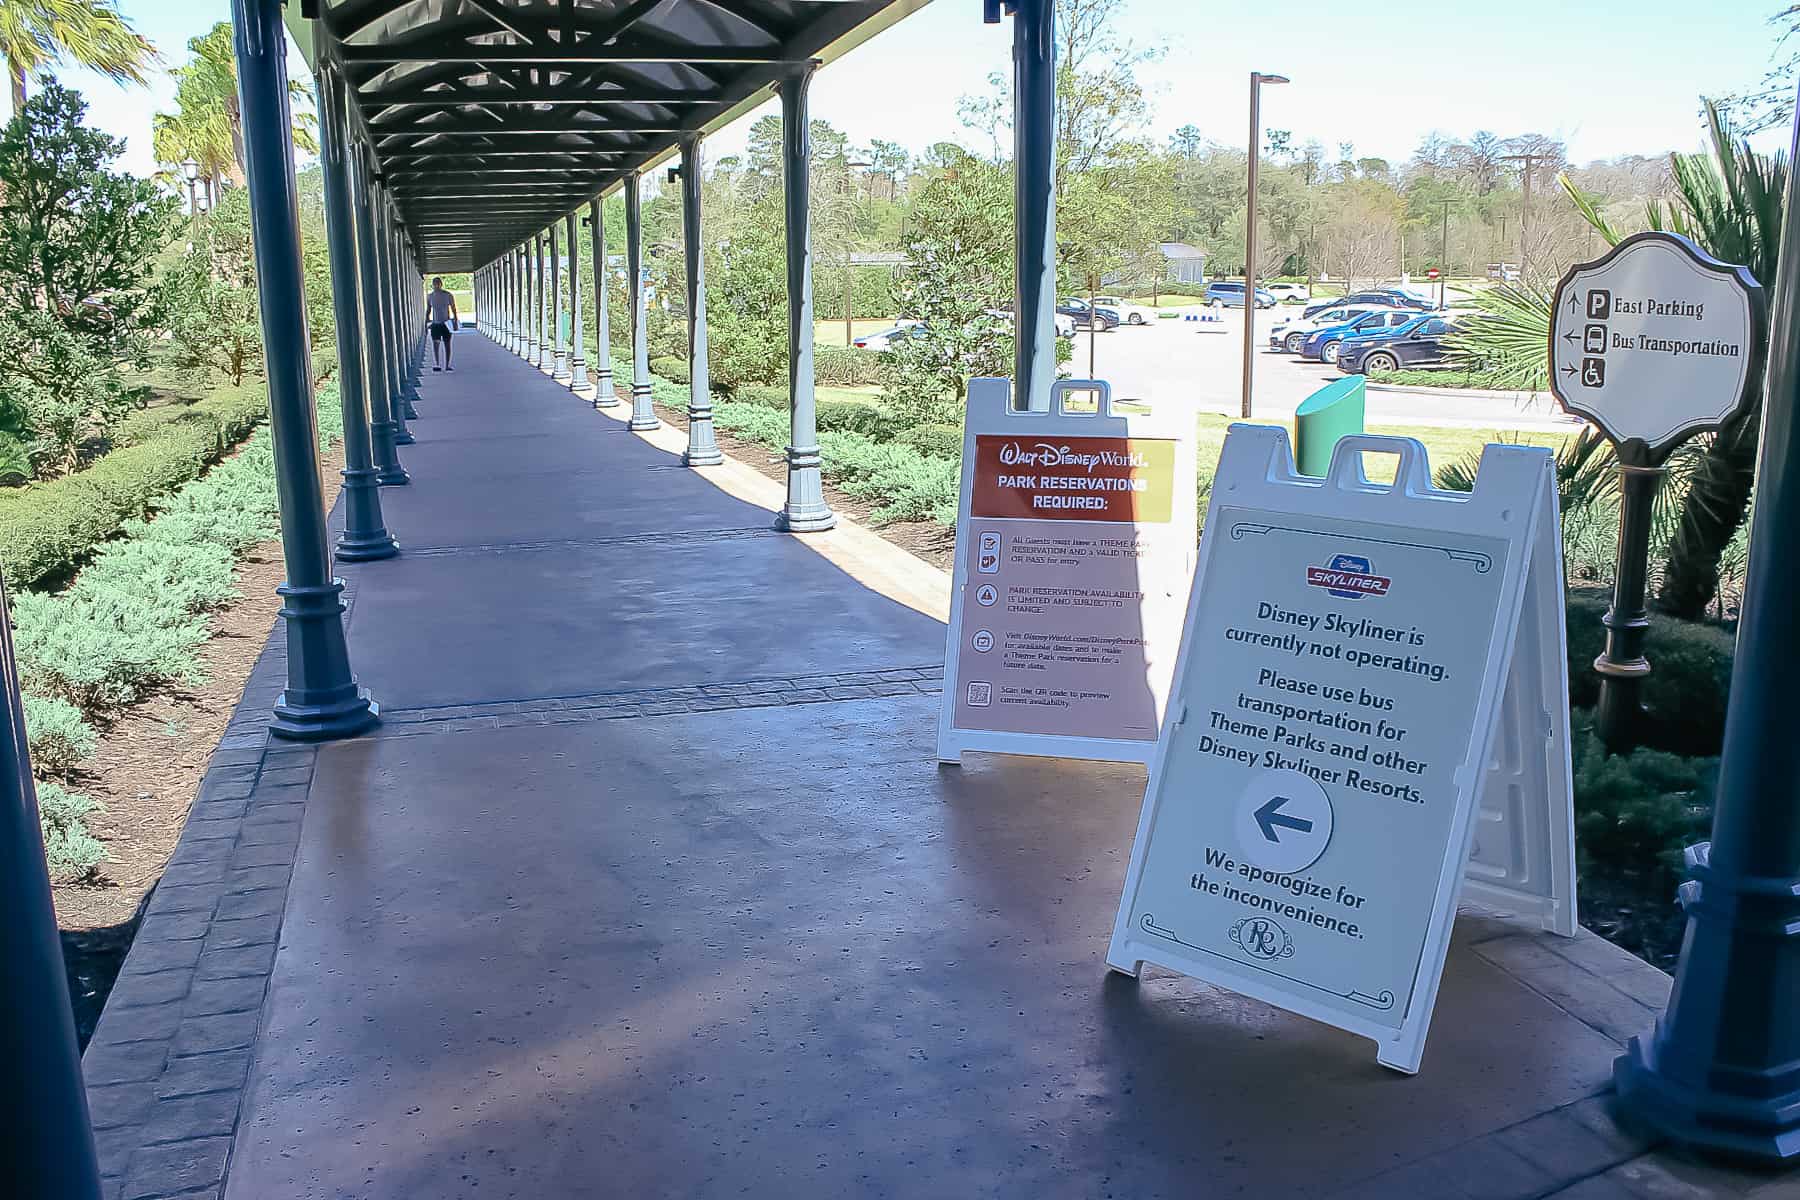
[1306,553,1392,600]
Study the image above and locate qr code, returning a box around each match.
[966,682,993,707]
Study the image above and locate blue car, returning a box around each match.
[1300,290,1435,320]
[1336,315,1459,374]
[1205,281,1277,309]
[1299,308,1418,363]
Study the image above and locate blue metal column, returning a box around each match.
[678,135,720,465]
[348,137,408,482]
[567,210,588,392]
[394,227,422,418]
[550,220,571,382]
[590,198,618,409]
[774,62,834,532]
[532,231,546,369]
[231,0,375,740]
[514,245,526,357]
[1,570,102,1198]
[625,173,660,431]
[1614,96,1800,1162]
[373,195,414,445]
[315,57,397,561]
[0,586,100,1199]
[678,134,721,466]
[995,0,1057,413]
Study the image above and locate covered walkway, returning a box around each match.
[76,332,1755,1200]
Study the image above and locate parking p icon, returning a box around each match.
[1586,289,1611,320]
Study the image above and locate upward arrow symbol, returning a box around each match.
[1567,293,1581,314]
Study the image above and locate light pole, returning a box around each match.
[1440,200,1450,310]
[181,157,200,221]
[844,156,871,346]
[1242,70,1288,420]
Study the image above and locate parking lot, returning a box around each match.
[1069,307,1580,432]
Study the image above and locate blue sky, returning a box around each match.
[27,0,1797,179]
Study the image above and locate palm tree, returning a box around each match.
[1,0,157,113]
[152,23,315,199]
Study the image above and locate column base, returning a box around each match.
[1612,841,1800,1163]
[403,397,420,420]
[628,384,660,431]
[775,506,837,533]
[393,427,416,446]
[684,409,722,466]
[270,685,380,741]
[268,579,379,742]
[334,531,400,562]
[571,364,590,391]
[377,464,410,486]
[594,372,619,409]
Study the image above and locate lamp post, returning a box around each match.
[844,156,871,346]
[1242,70,1288,420]
[180,157,200,220]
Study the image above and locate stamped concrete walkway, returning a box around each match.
[80,334,1793,1200]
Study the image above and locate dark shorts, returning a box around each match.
[430,321,452,343]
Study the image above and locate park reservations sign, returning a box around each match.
[938,378,1197,765]
[1107,428,1574,1074]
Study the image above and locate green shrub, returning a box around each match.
[818,432,959,525]
[0,382,271,589]
[816,399,906,441]
[712,399,791,446]
[37,780,103,882]
[732,383,788,411]
[896,422,965,461]
[10,587,208,711]
[815,345,884,387]
[650,355,689,384]
[21,693,96,777]
[1572,719,1715,900]
[1564,591,1734,756]
[76,538,238,614]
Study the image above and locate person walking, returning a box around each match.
[426,277,460,371]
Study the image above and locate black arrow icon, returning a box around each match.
[1254,795,1314,843]
[1562,364,1578,377]
[1562,330,1579,344]
[1567,293,1581,314]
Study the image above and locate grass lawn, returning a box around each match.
[814,317,899,346]
[816,384,884,405]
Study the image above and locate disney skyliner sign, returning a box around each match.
[933,230,1759,1075]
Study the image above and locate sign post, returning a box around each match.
[938,377,1196,764]
[1107,428,1573,1073]
[1548,232,1766,750]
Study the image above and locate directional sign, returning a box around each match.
[1549,232,1766,459]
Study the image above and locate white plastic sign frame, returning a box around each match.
[1107,428,1573,1074]
[938,376,1198,765]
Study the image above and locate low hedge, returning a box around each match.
[650,354,690,384]
[1564,591,1734,757]
[0,381,272,590]
[896,422,964,460]
[815,345,884,387]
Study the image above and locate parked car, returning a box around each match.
[853,321,927,351]
[1267,305,1381,353]
[1336,315,1459,374]
[1487,263,1521,282]
[988,307,1078,337]
[1264,282,1312,303]
[1299,290,1435,320]
[1299,308,1419,363]
[1204,281,1277,309]
[1089,295,1160,326]
[1056,301,1120,331]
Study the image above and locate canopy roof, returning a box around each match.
[289,0,929,271]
